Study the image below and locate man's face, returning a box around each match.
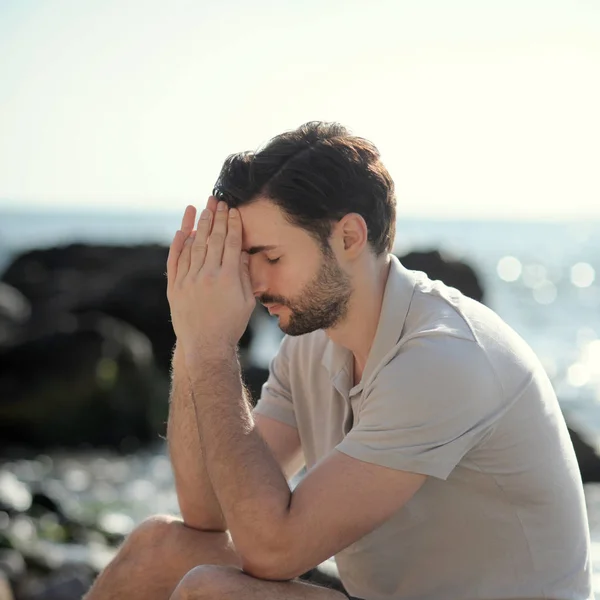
[238,198,353,336]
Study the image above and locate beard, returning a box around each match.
[259,250,353,336]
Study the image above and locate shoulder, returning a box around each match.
[405,272,544,398]
[370,272,495,393]
[403,272,481,342]
[371,332,497,400]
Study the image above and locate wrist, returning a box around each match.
[172,340,187,365]
[183,342,239,371]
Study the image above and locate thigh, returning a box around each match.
[172,564,349,599]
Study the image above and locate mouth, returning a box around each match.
[264,303,283,315]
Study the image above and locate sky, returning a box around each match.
[0,0,598,220]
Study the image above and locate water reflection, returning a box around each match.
[572,263,595,288]
[496,255,522,282]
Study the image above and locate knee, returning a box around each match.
[123,514,181,554]
[170,565,241,600]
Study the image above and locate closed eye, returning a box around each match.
[266,257,280,265]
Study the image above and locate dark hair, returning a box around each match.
[212,121,396,256]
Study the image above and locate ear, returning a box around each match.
[333,213,368,258]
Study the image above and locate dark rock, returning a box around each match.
[27,487,109,547]
[16,564,95,600]
[1,244,175,373]
[0,284,30,347]
[300,560,347,594]
[0,531,12,551]
[94,267,174,376]
[27,495,61,522]
[0,474,116,597]
[0,243,259,375]
[1,245,138,325]
[0,312,169,449]
[0,549,26,582]
[0,243,268,449]
[568,425,600,483]
[398,249,485,304]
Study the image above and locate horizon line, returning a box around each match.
[0,199,598,224]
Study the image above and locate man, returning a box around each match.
[85,122,593,600]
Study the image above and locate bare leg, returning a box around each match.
[84,515,242,600]
[170,564,348,600]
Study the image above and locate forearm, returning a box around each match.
[167,343,227,531]
[188,349,292,565]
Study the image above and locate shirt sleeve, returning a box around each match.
[335,334,504,480]
[252,335,297,428]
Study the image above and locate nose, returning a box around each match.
[248,255,268,298]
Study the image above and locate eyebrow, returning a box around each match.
[245,245,279,255]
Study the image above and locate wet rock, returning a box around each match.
[0,243,272,449]
[300,560,346,594]
[93,267,175,376]
[568,426,600,484]
[16,564,95,600]
[27,494,61,522]
[0,473,31,514]
[1,245,166,324]
[0,243,260,376]
[0,465,118,600]
[0,313,169,449]
[0,549,26,583]
[0,283,30,347]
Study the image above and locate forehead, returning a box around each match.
[238,197,310,251]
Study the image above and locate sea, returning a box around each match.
[1,208,600,592]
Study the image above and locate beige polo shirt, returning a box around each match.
[253,254,593,600]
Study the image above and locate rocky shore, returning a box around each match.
[0,448,348,599]
[1,242,598,599]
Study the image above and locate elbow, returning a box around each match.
[239,540,306,581]
[241,553,300,582]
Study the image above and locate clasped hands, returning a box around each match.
[166,196,256,362]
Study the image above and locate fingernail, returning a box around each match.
[217,201,226,211]
[200,209,211,220]
[229,208,238,218]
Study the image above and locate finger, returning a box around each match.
[222,208,243,273]
[204,201,228,270]
[181,205,197,236]
[240,251,253,300]
[206,195,218,213]
[166,229,187,289]
[176,235,195,283]
[206,196,219,235]
[205,195,218,237]
[190,208,213,271]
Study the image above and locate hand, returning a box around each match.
[166,197,256,361]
